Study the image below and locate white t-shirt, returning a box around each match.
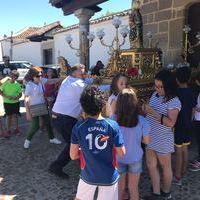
[25,78,47,106]
[108,94,118,117]
[52,76,87,119]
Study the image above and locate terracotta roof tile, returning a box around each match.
[14,27,40,41]
[13,21,62,42]
[27,21,61,38]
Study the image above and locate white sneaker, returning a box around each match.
[49,138,62,145]
[24,139,30,149]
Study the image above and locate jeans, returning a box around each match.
[52,114,77,168]
[27,114,54,140]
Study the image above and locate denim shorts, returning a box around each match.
[118,160,143,174]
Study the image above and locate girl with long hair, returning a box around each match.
[115,88,151,200]
[142,69,181,200]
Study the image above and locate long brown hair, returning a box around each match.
[110,73,128,96]
[116,88,139,127]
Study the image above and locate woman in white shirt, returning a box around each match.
[24,67,61,149]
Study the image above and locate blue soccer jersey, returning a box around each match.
[71,117,124,186]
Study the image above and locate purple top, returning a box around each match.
[114,115,151,163]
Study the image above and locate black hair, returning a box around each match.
[176,66,191,84]
[80,85,105,116]
[155,69,177,101]
[48,68,58,78]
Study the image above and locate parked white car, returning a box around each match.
[0,61,32,81]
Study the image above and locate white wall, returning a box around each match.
[54,29,80,67]
[1,40,11,59]
[13,42,41,65]
[4,15,131,67]
[54,15,130,68]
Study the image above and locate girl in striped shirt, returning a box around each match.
[142,70,181,200]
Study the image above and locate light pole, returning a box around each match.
[65,28,95,70]
[182,25,191,62]
[96,16,129,75]
[182,25,200,62]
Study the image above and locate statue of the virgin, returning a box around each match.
[129,0,143,48]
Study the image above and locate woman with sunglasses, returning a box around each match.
[142,69,181,200]
[23,66,61,149]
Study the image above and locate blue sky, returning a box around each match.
[0,0,132,37]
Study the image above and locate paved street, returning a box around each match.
[0,100,200,200]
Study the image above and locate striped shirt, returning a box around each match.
[146,92,181,154]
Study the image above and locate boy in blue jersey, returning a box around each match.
[70,85,125,200]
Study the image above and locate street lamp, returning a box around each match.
[182,25,191,62]
[65,29,95,67]
[188,32,200,54]
[96,16,129,74]
[182,25,200,62]
[146,31,153,48]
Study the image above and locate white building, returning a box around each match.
[0,11,132,68]
[0,22,63,65]
[54,11,130,67]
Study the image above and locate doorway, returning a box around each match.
[187,3,200,67]
[43,48,53,65]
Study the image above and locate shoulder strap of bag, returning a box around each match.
[40,81,50,114]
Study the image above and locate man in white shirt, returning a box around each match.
[49,64,88,178]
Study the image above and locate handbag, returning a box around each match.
[29,103,49,117]
[29,82,49,117]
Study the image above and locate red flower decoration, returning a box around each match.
[127,67,139,77]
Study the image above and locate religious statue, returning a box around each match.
[129,0,143,49]
[58,56,70,78]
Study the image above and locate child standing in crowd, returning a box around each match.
[174,66,196,185]
[0,73,5,136]
[24,67,61,149]
[0,70,22,137]
[190,73,200,171]
[108,73,128,117]
[142,70,181,200]
[70,85,125,200]
[114,88,151,200]
[44,68,59,110]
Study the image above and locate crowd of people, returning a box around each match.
[0,56,200,200]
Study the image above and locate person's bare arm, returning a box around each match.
[0,90,14,100]
[45,78,62,85]
[110,100,117,115]
[0,76,10,86]
[143,103,179,128]
[24,96,32,121]
[70,144,80,160]
[115,145,126,156]
[142,135,151,144]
